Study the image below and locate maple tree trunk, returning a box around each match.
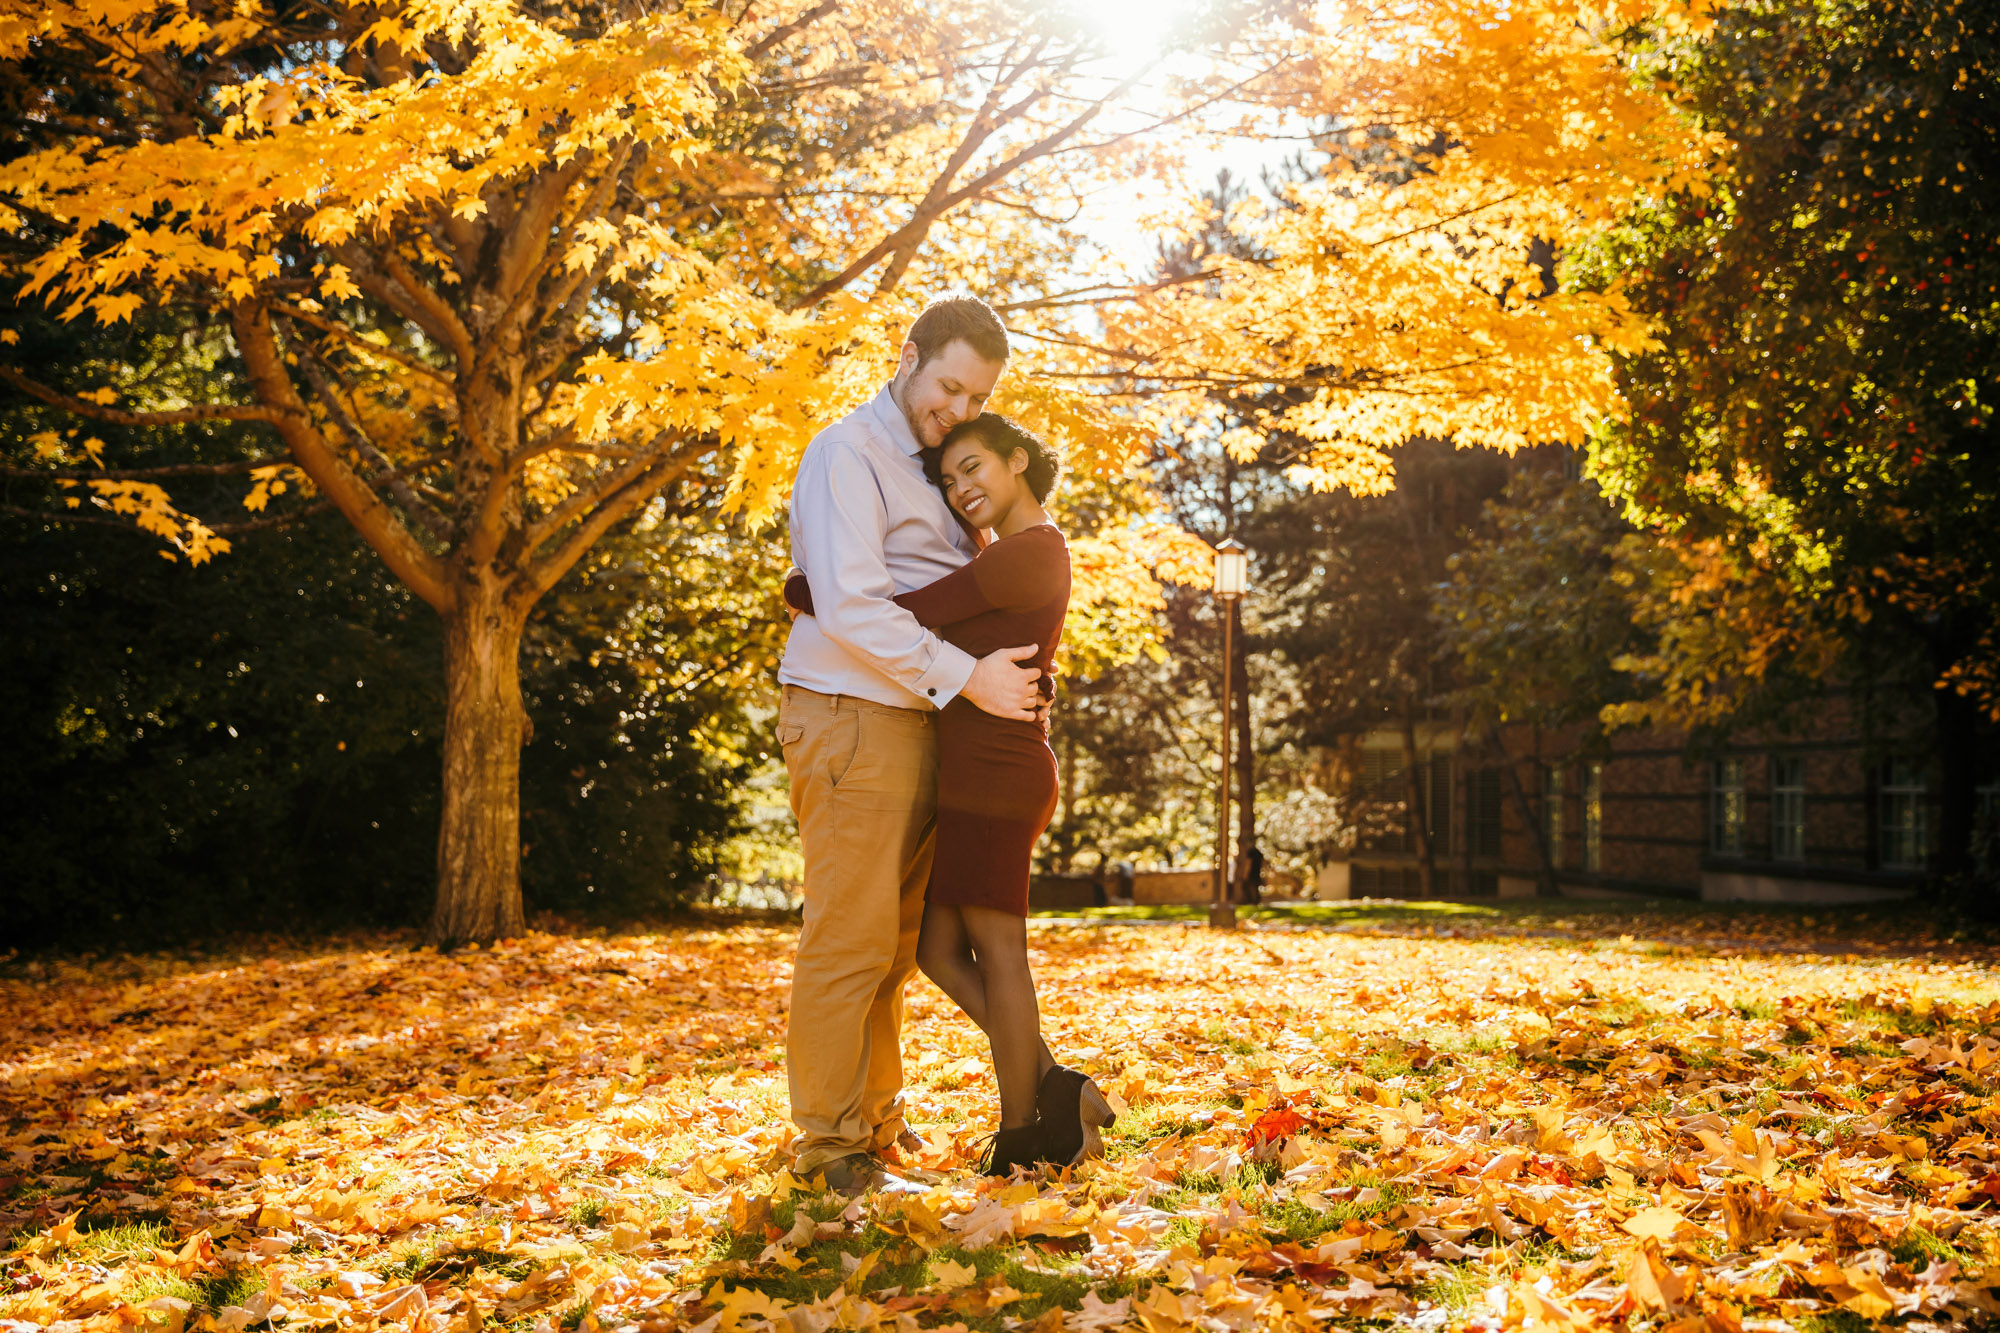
[429,587,532,948]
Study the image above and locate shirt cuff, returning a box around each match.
[913,642,976,707]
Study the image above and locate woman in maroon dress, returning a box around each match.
[787,414,1114,1175]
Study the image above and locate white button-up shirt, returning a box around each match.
[778,386,978,710]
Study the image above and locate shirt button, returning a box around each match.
[927,688,937,697]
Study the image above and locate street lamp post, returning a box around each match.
[1211,538,1248,930]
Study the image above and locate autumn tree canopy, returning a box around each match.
[0,0,1189,944]
[0,0,1712,942]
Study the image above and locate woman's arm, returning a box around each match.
[783,559,992,629]
[785,528,1061,627]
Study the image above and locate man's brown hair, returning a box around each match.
[906,296,1010,370]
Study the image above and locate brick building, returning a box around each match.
[1334,687,1998,903]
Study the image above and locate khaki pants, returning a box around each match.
[778,685,938,1173]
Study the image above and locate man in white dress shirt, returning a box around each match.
[777,297,1045,1191]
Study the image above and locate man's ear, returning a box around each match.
[895,341,919,381]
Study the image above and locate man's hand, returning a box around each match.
[960,644,1042,721]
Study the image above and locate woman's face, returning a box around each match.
[937,436,1028,527]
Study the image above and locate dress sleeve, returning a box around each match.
[893,527,1062,627]
[891,560,995,628]
[784,571,815,616]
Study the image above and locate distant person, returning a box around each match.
[787,410,1114,1176]
[1241,845,1265,905]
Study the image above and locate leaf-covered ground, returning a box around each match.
[5,904,1999,1333]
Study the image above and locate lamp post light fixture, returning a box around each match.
[1211,537,1248,930]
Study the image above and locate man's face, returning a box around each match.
[890,338,1005,449]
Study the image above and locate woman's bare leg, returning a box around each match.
[916,903,1054,1120]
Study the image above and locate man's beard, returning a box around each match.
[890,374,939,448]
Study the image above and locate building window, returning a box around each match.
[1879,758,1929,870]
[1583,762,1603,873]
[1711,758,1745,856]
[1771,756,1806,862]
[1544,766,1564,869]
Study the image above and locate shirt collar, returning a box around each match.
[868,385,923,458]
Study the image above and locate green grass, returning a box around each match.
[1839,1038,1902,1059]
[1414,1260,1491,1313]
[1429,1027,1523,1058]
[194,1266,262,1313]
[1031,901,1506,927]
[57,1220,172,1264]
[565,1197,610,1230]
[119,1268,272,1316]
[121,1272,207,1310]
[373,1232,533,1284]
[1837,1001,1931,1036]
[1200,1019,1260,1057]
[702,1220,1133,1333]
[1801,1311,1876,1333]
[1103,1104,1208,1150]
[1889,1226,1966,1269]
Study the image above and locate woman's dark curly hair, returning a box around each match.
[922,412,1064,503]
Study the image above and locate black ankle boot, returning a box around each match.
[979,1121,1047,1177]
[1036,1065,1117,1167]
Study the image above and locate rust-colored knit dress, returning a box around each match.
[791,523,1070,916]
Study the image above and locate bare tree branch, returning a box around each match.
[1,497,335,535]
[516,436,683,556]
[376,249,478,369]
[231,302,455,611]
[0,457,284,481]
[744,0,839,59]
[0,366,290,427]
[273,300,454,386]
[794,59,1151,307]
[521,443,713,602]
[289,335,454,545]
[992,269,1221,314]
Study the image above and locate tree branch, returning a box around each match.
[0,366,289,427]
[289,334,454,545]
[231,302,455,611]
[516,439,680,556]
[1,497,335,536]
[793,60,1149,308]
[376,249,478,369]
[992,269,1222,315]
[743,0,839,59]
[490,153,605,353]
[520,444,713,603]
[0,457,284,481]
[272,300,454,386]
